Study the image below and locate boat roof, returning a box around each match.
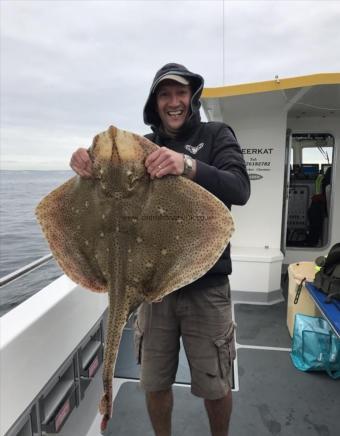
[202,72,340,98]
[201,73,340,118]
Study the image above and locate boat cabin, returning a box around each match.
[202,73,340,303]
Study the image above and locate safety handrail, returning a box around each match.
[0,254,54,287]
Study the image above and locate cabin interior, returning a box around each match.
[1,74,339,436]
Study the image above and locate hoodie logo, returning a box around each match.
[184,143,204,155]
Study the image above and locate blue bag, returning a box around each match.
[290,313,340,379]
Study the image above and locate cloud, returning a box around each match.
[223,1,340,82]
[1,0,340,169]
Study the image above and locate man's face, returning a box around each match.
[156,80,192,134]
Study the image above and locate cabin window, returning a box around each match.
[286,133,334,248]
[302,146,333,167]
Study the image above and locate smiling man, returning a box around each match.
[144,75,197,181]
[155,79,191,132]
[70,63,250,436]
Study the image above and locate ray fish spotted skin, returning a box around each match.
[35,125,235,433]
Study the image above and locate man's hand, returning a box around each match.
[145,147,185,179]
[70,148,93,178]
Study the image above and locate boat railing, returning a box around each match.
[0,253,54,287]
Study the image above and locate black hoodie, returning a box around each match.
[143,63,250,275]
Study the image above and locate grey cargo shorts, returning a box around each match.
[134,275,235,400]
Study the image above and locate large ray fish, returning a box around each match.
[36,125,235,432]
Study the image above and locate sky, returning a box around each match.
[1,0,340,170]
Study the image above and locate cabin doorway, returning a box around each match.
[284,133,334,249]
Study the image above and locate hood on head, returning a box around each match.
[143,63,204,133]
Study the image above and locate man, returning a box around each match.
[70,63,250,436]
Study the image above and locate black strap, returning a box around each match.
[326,293,340,309]
[294,278,306,304]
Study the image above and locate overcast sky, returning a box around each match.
[1,0,340,170]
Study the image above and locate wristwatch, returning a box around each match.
[182,154,194,176]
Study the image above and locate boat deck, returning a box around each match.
[57,281,339,436]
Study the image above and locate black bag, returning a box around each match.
[314,243,340,303]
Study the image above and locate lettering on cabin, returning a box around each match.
[246,161,270,166]
[241,148,274,155]
[241,147,274,179]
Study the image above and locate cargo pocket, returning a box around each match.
[214,322,236,379]
[133,322,144,365]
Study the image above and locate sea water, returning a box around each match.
[0,170,73,316]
